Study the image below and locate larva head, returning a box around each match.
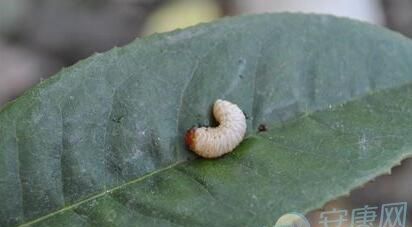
[185,128,196,151]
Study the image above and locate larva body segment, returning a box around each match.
[185,99,247,158]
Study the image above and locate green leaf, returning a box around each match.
[1,13,412,227]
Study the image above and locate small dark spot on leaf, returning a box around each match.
[258,124,267,132]
[239,74,244,79]
[111,116,124,123]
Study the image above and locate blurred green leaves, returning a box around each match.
[0,0,26,34]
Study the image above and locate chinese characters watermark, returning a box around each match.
[319,202,407,227]
[319,208,348,227]
[275,202,407,227]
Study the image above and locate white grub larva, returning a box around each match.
[185,99,247,158]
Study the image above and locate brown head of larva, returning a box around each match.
[185,128,196,151]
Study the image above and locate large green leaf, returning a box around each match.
[1,13,412,227]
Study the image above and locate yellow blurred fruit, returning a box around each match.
[142,0,221,36]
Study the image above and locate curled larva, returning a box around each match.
[185,99,247,158]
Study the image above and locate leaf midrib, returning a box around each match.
[19,160,186,227]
